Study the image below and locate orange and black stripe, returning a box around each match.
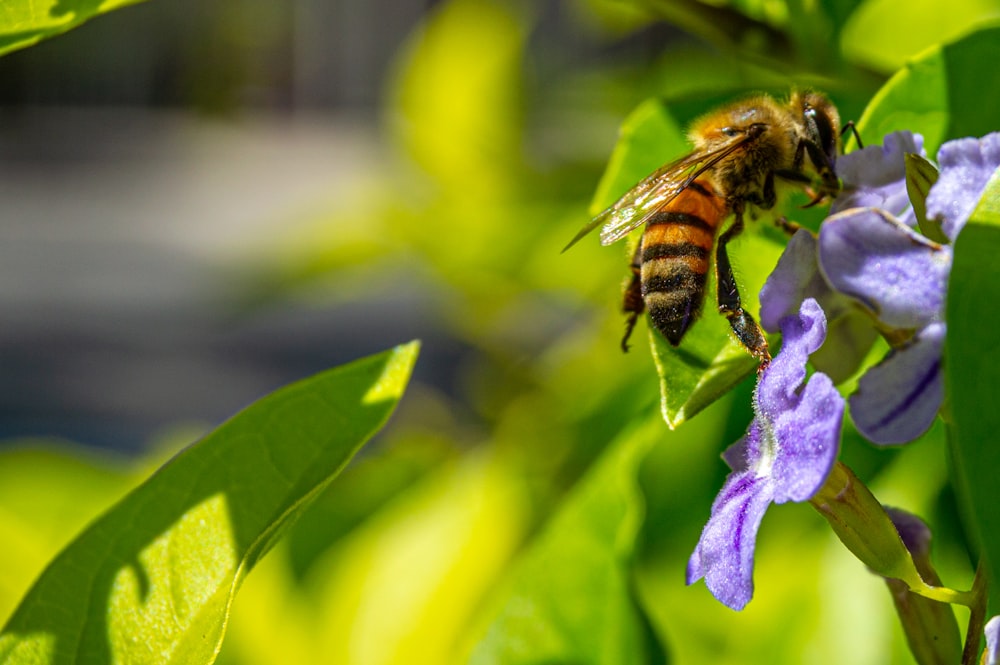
[639,179,727,345]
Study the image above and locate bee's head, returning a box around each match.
[794,91,842,198]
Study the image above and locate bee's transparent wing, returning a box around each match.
[559,155,699,252]
[563,132,755,251]
[595,155,704,246]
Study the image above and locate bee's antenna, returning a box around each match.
[841,121,863,149]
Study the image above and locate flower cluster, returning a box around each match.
[761,130,1000,444]
[688,129,1000,615]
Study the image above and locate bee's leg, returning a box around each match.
[774,215,804,236]
[621,243,644,353]
[716,208,771,367]
[773,168,812,186]
[792,138,806,171]
[761,170,777,210]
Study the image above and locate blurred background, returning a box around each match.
[0,0,450,450]
[2,0,998,662]
[0,0,707,452]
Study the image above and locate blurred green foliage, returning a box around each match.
[2,0,1000,663]
[0,0,149,57]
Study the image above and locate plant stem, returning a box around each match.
[961,559,989,665]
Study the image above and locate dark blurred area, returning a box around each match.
[0,0,457,451]
[0,0,433,111]
[0,0,662,451]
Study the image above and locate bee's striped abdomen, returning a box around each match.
[640,180,727,345]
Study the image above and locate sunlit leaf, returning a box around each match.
[0,342,419,665]
[840,0,1000,73]
[0,0,147,57]
[946,170,1000,616]
[856,24,1000,155]
[468,418,664,665]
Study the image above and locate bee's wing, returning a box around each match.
[595,153,706,246]
[563,133,754,252]
[561,154,702,252]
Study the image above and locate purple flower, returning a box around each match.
[926,133,1000,240]
[756,130,999,445]
[817,131,1000,444]
[986,615,1000,665]
[686,298,844,610]
[831,131,925,227]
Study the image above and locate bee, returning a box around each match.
[565,91,843,365]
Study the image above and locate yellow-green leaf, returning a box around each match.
[0,342,419,665]
[0,0,148,58]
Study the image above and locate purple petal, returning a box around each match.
[759,230,833,333]
[926,133,1000,241]
[755,298,827,417]
[849,322,945,445]
[818,208,950,329]
[884,507,932,559]
[686,470,774,611]
[831,131,924,227]
[986,616,1000,665]
[691,298,844,611]
[770,370,843,503]
[722,422,758,473]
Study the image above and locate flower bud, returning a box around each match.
[809,462,924,586]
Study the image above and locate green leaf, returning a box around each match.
[0,342,419,665]
[840,0,1000,73]
[857,24,1000,156]
[945,171,1000,616]
[905,153,947,243]
[0,0,148,58]
[467,418,664,665]
[650,292,756,429]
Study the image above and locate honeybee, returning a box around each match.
[566,91,843,365]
